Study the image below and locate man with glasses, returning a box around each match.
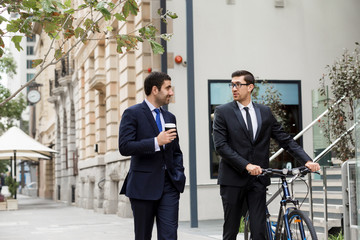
[213,70,320,240]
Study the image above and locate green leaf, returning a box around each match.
[64,8,75,14]
[160,33,173,41]
[84,18,93,30]
[32,59,43,68]
[11,36,23,51]
[41,0,57,13]
[54,49,63,60]
[0,16,7,24]
[122,1,130,18]
[0,37,4,48]
[166,11,178,19]
[108,2,115,9]
[96,2,111,21]
[75,27,85,38]
[0,48,3,58]
[114,13,126,21]
[23,0,38,9]
[106,26,113,32]
[157,8,163,16]
[78,4,88,10]
[43,21,59,35]
[6,20,20,33]
[128,0,139,16]
[149,40,164,54]
[64,0,72,8]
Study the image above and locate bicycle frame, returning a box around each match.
[268,175,306,240]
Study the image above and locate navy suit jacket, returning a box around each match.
[118,101,186,200]
[213,101,311,187]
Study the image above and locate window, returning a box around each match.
[208,80,303,179]
[26,35,36,42]
[26,60,33,69]
[27,46,34,55]
[27,73,34,82]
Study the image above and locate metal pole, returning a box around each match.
[160,0,167,74]
[323,167,328,239]
[308,174,313,222]
[186,0,198,228]
[14,150,17,199]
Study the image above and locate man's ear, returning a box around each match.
[248,84,254,92]
[152,85,159,95]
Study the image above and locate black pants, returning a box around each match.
[220,178,267,240]
[130,172,180,240]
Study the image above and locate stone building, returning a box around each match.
[37,0,163,216]
[32,0,360,223]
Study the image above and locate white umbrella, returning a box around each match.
[0,126,56,157]
[0,152,50,161]
[0,126,57,198]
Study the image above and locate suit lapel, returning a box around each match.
[141,101,160,135]
[162,109,171,124]
[232,101,252,141]
[253,103,262,141]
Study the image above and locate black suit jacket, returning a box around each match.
[118,101,186,200]
[213,101,311,187]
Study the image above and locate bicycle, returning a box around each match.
[244,166,318,240]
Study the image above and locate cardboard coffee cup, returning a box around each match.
[164,123,176,131]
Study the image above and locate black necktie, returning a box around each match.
[244,107,254,141]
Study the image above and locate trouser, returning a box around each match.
[220,178,267,240]
[130,173,180,240]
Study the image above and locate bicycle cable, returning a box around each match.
[297,176,309,208]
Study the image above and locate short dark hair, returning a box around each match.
[144,72,171,96]
[231,70,255,86]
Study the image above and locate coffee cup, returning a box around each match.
[164,123,176,131]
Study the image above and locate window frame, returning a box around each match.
[208,79,303,179]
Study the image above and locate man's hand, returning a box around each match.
[305,161,320,172]
[157,129,177,146]
[246,163,262,176]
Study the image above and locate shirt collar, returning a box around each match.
[237,101,254,111]
[145,98,161,112]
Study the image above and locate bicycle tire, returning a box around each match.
[286,209,317,240]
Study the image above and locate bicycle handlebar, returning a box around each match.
[260,166,313,177]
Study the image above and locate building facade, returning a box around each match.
[32,0,360,222]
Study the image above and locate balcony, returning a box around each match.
[49,55,74,98]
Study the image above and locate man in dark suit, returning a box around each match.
[118,72,186,240]
[213,70,320,240]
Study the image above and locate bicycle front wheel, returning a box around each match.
[286,209,317,240]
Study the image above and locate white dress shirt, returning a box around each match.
[237,101,258,140]
[145,99,164,151]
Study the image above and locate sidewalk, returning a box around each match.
[0,193,244,240]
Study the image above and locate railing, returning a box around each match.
[269,95,346,161]
[50,55,74,96]
[267,94,358,235]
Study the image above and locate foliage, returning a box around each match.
[0,49,17,80]
[328,231,344,240]
[253,81,289,154]
[0,84,27,134]
[319,42,360,161]
[0,161,9,174]
[5,175,19,198]
[238,216,245,233]
[0,0,177,106]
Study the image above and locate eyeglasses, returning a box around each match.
[229,83,250,89]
